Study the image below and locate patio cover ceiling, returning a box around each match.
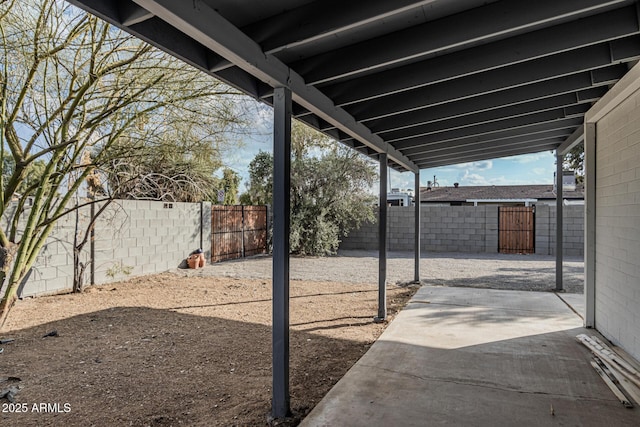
[67,0,640,173]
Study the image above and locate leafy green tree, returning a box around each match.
[239,191,252,205]
[244,121,377,255]
[218,168,240,205]
[563,143,584,185]
[245,151,273,205]
[0,0,246,324]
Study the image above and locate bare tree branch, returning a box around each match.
[0,0,252,324]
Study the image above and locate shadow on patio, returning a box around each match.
[302,286,640,427]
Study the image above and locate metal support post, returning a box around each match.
[414,171,421,283]
[376,153,388,322]
[272,86,291,418]
[556,151,564,291]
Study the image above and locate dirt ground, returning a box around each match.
[0,273,416,426]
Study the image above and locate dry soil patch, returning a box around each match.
[0,273,415,426]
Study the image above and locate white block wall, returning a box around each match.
[594,88,640,361]
[1,200,211,298]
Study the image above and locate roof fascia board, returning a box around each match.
[131,0,418,173]
[557,126,585,155]
[586,59,640,122]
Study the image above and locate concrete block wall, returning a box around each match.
[535,205,585,257]
[340,211,377,250]
[423,206,495,253]
[1,200,212,298]
[91,200,209,285]
[15,205,79,297]
[341,205,582,255]
[341,206,497,253]
[593,86,640,361]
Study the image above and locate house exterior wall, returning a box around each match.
[1,200,211,298]
[593,87,640,361]
[340,205,583,255]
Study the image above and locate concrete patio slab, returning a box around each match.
[556,292,586,321]
[301,286,640,427]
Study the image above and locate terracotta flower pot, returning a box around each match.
[187,254,200,269]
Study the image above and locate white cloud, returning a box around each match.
[457,170,511,186]
[452,160,493,170]
[532,167,548,176]
[389,170,414,191]
[254,104,274,134]
[459,172,488,185]
[475,160,493,170]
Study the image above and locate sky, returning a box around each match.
[221,104,559,193]
[388,151,558,191]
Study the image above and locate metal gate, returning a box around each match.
[498,206,535,254]
[211,205,268,262]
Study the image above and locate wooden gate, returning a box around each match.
[498,206,535,254]
[211,205,268,262]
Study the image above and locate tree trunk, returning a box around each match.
[73,206,83,293]
[72,199,105,293]
[0,245,18,329]
[0,287,18,330]
[73,249,86,293]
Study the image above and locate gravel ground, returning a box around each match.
[177,250,585,294]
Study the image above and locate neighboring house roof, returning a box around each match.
[419,185,584,203]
